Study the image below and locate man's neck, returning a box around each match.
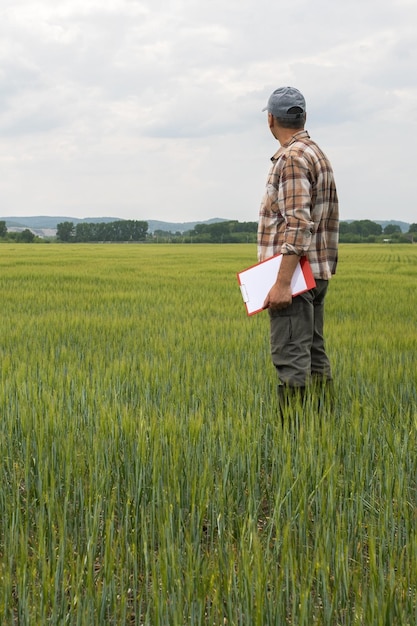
[276,127,304,146]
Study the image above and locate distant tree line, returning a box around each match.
[152,220,258,243]
[339,220,417,243]
[56,220,149,242]
[1,218,416,244]
[151,219,417,244]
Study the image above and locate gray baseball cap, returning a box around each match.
[262,86,306,119]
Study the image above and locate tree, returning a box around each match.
[383,224,401,235]
[0,221,7,238]
[74,222,94,242]
[339,222,351,235]
[408,223,417,233]
[349,220,382,237]
[18,229,35,243]
[56,221,75,242]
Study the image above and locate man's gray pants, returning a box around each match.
[269,279,332,388]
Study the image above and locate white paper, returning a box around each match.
[237,255,311,315]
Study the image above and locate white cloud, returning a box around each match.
[0,0,416,223]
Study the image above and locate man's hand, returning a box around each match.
[262,253,300,310]
[263,283,292,310]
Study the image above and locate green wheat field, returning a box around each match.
[0,243,416,625]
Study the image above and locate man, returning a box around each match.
[257,86,339,422]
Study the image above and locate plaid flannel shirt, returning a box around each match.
[257,130,339,280]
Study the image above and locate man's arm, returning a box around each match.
[263,153,313,310]
[263,253,300,310]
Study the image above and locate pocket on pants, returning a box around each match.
[270,314,292,350]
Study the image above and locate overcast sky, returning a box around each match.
[1,0,416,224]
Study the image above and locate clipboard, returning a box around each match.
[237,254,316,316]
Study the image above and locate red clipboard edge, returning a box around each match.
[237,255,316,317]
[298,256,316,293]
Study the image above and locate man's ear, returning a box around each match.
[268,112,274,130]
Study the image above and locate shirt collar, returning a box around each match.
[271,130,310,161]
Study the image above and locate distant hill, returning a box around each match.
[344,219,410,233]
[1,216,122,229]
[0,215,230,235]
[147,218,228,233]
[374,220,410,233]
